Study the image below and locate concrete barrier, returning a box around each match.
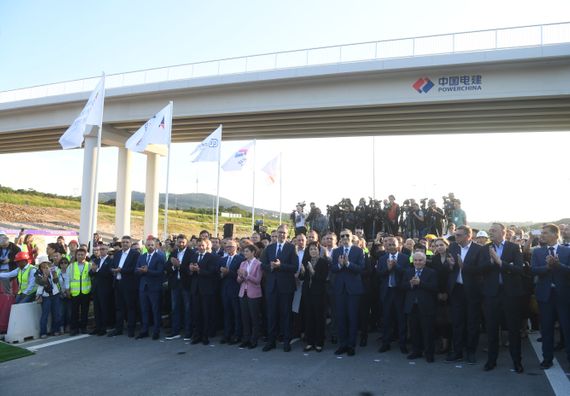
[5,302,41,343]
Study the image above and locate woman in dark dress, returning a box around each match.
[430,237,453,354]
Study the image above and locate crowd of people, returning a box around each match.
[1,201,570,375]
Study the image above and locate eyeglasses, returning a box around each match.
[340,234,350,238]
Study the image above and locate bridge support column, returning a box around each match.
[144,152,160,238]
[79,135,99,245]
[115,147,133,237]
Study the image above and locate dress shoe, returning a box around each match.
[483,361,496,371]
[539,360,553,369]
[107,330,122,337]
[514,362,524,373]
[407,352,423,360]
[239,341,250,348]
[220,337,228,344]
[466,352,477,365]
[426,355,434,363]
[89,329,100,335]
[304,345,313,352]
[166,334,181,340]
[202,338,210,345]
[262,342,276,352]
[283,343,291,352]
[152,334,159,340]
[334,346,348,355]
[136,333,149,339]
[248,342,257,349]
[191,338,202,345]
[347,347,355,356]
[446,352,463,362]
[400,346,409,354]
[228,337,240,345]
[359,335,368,347]
[315,346,323,352]
[378,344,390,353]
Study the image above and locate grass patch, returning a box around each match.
[0,342,34,362]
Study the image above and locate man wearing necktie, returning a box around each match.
[377,237,410,354]
[331,229,365,356]
[402,252,438,362]
[481,223,525,373]
[531,224,570,369]
[136,238,165,340]
[219,240,244,344]
[260,224,299,352]
[89,244,113,336]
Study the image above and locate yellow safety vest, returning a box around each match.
[17,265,37,295]
[69,262,91,297]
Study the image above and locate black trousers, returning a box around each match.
[71,293,90,331]
[303,293,326,346]
[409,304,435,357]
[192,293,214,340]
[114,282,136,335]
[484,290,522,364]
[450,285,480,354]
[266,291,294,343]
[240,295,261,343]
[93,288,112,332]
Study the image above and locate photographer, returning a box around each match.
[451,200,467,228]
[410,202,425,238]
[384,195,400,235]
[291,203,307,235]
[425,199,445,237]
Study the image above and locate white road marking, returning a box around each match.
[26,335,90,351]
[529,333,570,395]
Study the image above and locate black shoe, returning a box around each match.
[514,362,524,373]
[446,352,463,362]
[359,335,368,347]
[166,334,181,340]
[347,347,355,356]
[248,342,257,349]
[304,345,313,352]
[220,337,228,344]
[407,352,422,360]
[108,330,122,337]
[191,338,201,345]
[537,337,542,342]
[378,344,390,353]
[89,329,99,335]
[330,336,338,345]
[400,346,409,354]
[484,361,496,371]
[540,360,553,369]
[283,343,291,352]
[426,355,434,363]
[315,346,323,352]
[228,337,240,345]
[334,346,348,355]
[136,333,149,339]
[152,334,159,340]
[239,341,250,348]
[262,342,276,352]
[202,338,210,345]
[97,331,106,336]
[466,352,477,365]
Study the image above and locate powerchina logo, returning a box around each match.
[412,75,483,94]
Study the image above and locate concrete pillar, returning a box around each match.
[115,147,133,237]
[144,153,160,238]
[79,135,99,245]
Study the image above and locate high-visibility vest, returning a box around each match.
[69,262,91,297]
[17,265,37,295]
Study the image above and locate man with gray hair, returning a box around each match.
[0,234,21,294]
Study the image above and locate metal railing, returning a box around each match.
[1,21,569,104]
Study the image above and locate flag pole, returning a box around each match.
[162,101,174,241]
[214,125,222,237]
[372,136,376,200]
[251,139,257,231]
[89,74,105,255]
[279,151,282,224]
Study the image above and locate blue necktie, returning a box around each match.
[389,255,396,287]
[276,244,282,257]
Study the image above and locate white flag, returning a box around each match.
[222,141,254,172]
[262,154,280,184]
[125,103,172,152]
[191,125,222,162]
[59,76,105,149]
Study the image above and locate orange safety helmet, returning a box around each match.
[14,251,30,262]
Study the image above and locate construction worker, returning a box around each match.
[0,251,37,303]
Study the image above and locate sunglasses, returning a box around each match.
[340,234,350,238]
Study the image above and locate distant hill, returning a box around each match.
[98,191,281,218]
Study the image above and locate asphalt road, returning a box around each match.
[0,332,561,396]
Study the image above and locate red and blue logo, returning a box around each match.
[412,77,434,93]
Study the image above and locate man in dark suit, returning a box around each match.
[331,229,365,356]
[260,224,299,352]
[219,239,244,344]
[402,252,438,362]
[165,234,194,340]
[531,223,570,369]
[190,239,219,345]
[481,223,525,373]
[89,244,113,336]
[108,235,140,338]
[136,238,166,340]
[377,237,410,354]
[446,225,484,364]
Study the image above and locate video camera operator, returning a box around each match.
[425,198,445,236]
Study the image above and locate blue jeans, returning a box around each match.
[15,293,34,304]
[40,295,61,335]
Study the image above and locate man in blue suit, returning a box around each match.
[136,238,165,340]
[531,223,570,369]
[261,224,298,352]
[331,229,365,356]
[377,237,410,354]
[219,239,244,344]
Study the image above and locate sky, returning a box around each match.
[0,0,569,224]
